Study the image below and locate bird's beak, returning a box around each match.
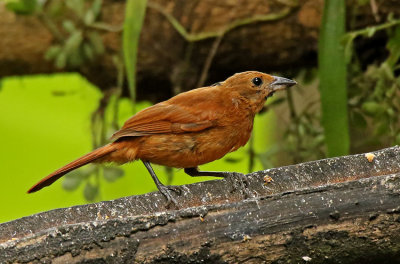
[270,76,297,91]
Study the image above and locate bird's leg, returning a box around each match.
[142,161,182,208]
[184,167,252,198]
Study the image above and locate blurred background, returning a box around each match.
[0,0,399,223]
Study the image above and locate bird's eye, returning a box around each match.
[252,77,263,86]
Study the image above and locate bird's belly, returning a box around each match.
[137,127,251,168]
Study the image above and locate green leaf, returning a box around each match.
[343,34,355,64]
[361,101,385,116]
[318,0,349,157]
[83,43,94,61]
[91,0,102,19]
[385,83,397,98]
[64,31,83,54]
[66,0,84,18]
[47,0,63,16]
[62,20,76,34]
[298,123,306,137]
[44,45,62,61]
[6,0,38,15]
[386,26,400,69]
[366,27,377,37]
[123,0,148,106]
[62,177,81,191]
[84,10,95,25]
[62,170,85,191]
[386,107,395,117]
[68,48,84,68]
[84,182,98,201]
[55,51,67,69]
[314,134,325,145]
[103,167,124,182]
[88,32,104,55]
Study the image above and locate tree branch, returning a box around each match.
[1,146,400,263]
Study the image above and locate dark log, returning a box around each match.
[0,1,399,100]
[1,146,400,263]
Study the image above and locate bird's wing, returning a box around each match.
[110,87,226,141]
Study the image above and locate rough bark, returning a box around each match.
[0,0,399,100]
[1,146,400,263]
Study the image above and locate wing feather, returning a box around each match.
[111,86,226,141]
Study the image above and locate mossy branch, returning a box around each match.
[147,2,296,42]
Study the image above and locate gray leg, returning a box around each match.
[143,161,181,207]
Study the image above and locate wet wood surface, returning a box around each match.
[1,146,400,263]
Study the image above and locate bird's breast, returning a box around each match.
[136,117,254,168]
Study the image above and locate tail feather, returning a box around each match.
[27,144,116,193]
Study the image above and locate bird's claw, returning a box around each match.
[227,172,253,198]
[158,185,183,208]
[168,185,183,195]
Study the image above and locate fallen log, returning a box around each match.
[1,146,400,263]
[1,0,399,99]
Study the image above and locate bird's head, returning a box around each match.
[222,71,296,112]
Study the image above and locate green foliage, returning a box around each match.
[62,171,86,191]
[278,74,325,164]
[123,0,148,104]
[84,182,99,201]
[5,0,40,15]
[386,26,400,68]
[62,166,96,191]
[349,63,400,148]
[285,11,400,160]
[361,101,385,116]
[284,107,325,162]
[104,167,125,182]
[318,0,349,157]
[42,0,105,69]
[344,15,400,64]
[345,16,400,149]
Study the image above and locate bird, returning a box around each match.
[28,71,296,206]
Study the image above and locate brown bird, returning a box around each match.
[28,71,296,206]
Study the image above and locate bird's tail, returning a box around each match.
[27,144,117,193]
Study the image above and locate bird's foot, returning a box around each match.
[227,172,253,198]
[158,185,183,208]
